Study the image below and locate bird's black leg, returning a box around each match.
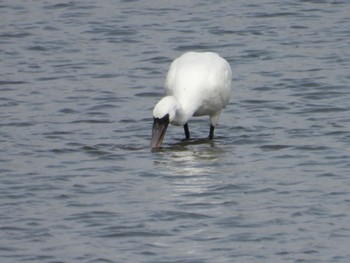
[184,123,190,139]
[209,125,215,139]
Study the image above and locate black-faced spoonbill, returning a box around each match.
[150,52,232,148]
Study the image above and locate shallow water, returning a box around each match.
[1,0,350,262]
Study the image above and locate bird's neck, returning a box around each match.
[172,96,200,126]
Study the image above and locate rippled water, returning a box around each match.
[1,0,350,262]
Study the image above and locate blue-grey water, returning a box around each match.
[1,0,350,262]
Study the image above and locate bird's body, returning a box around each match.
[151,52,232,148]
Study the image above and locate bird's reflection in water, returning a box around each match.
[153,138,227,197]
[153,138,226,177]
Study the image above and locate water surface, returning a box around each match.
[1,0,350,262]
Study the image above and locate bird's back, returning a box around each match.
[165,52,232,116]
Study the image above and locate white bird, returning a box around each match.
[150,51,232,148]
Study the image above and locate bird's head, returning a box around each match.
[150,96,179,148]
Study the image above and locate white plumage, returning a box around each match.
[151,52,232,148]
